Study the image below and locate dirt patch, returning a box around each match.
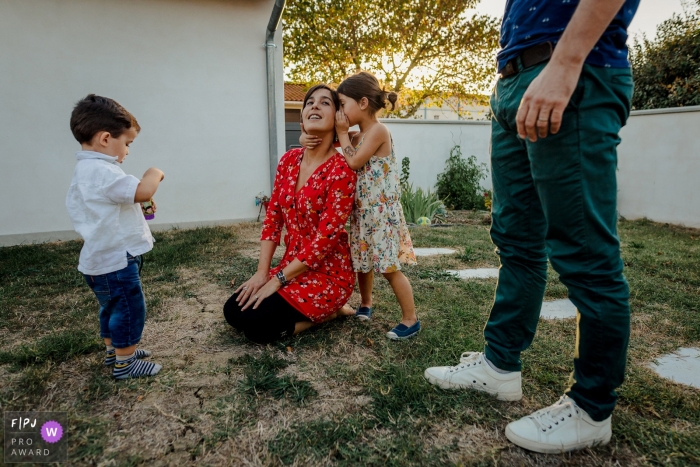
[28,263,386,465]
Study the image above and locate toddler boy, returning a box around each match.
[66,94,164,379]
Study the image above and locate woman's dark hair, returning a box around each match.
[70,94,140,144]
[337,71,398,114]
[302,84,340,111]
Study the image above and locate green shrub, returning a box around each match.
[435,145,488,210]
[400,157,411,188]
[400,183,446,224]
[630,3,700,110]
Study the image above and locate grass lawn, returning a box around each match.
[0,214,699,466]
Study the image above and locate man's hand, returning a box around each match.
[516,58,582,142]
[515,0,627,142]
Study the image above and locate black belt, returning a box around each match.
[499,41,554,79]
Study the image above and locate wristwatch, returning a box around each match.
[276,270,289,287]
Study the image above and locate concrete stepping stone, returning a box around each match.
[413,248,457,256]
[446,268,499,279]
[648,347,700,389]
[540,299,577,320]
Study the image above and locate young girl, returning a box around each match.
[302,72,419,339]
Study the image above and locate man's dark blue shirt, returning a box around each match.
[497,0,640,71]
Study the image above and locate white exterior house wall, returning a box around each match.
[0,0,285,245]
[384,106,700,228]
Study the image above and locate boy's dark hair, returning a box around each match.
[337,71,398,114]
[70,94,140,144]
[302,84,340,111]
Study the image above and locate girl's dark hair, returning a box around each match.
[337,71,398,114]
[70,94,140,144]
[302,84,340,111]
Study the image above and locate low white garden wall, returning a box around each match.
[382,120,492,193]
[1,92,698,246]
[384,105,700,228]
[617,107,700,228]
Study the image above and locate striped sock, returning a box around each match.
[113,354,162,380]
[104,348,152,366]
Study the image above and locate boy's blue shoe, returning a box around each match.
[387,320,421,340]
[356,306,372,321]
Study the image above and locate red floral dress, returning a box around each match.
[261,148,357,323]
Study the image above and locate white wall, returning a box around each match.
[617,107,700,228]
[384,107,700,228]
[0,0,285,245]
[382,120,492,193]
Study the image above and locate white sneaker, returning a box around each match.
[505,395,612,454]
[423,352,522,401]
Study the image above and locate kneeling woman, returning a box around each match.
[224,84,357,344]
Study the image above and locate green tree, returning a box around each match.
[283,0,500,117]
[630,0,700,109]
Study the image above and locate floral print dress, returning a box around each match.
[261,148,357,323]
[350,135,416,273]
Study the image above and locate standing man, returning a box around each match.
[424,0,640,454]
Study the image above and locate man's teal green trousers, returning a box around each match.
[485,59,634,421]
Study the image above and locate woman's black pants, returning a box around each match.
[223,292,310,344]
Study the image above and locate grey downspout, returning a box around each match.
[265,0,286,193]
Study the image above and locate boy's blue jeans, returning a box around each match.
[83,254,146,349]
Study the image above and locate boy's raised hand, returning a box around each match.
[134,168,164,203]
[335,110,350,135]
[299,123,321,149]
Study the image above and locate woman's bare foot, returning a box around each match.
[339,304,356,317]
[315,304,356,326]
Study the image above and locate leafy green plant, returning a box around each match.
[435,145,488,210]
[456,246,477,262]
[400,157,410,188]
[400,183,446,224]
[630,1,700,110]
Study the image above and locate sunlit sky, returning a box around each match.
[470,0,689,40]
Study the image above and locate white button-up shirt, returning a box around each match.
[66,151,154,275]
